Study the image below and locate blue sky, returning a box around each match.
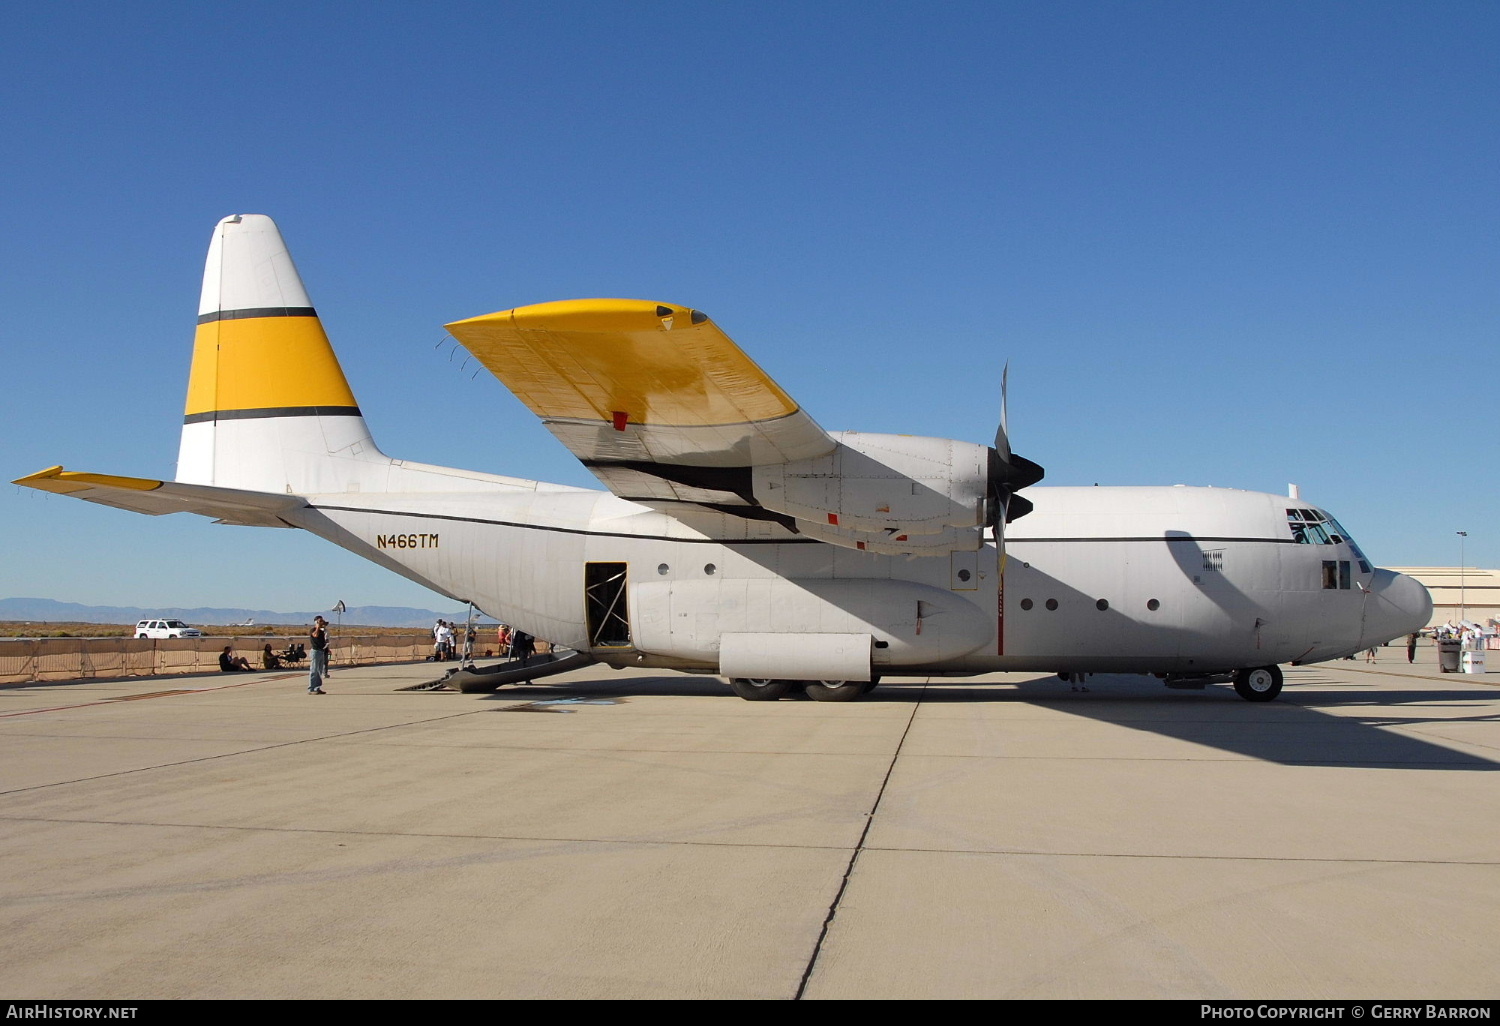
[2,1,1495,612]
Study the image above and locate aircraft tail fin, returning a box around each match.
[177,214,385,493]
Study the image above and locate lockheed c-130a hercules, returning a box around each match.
[16,215,1432,702]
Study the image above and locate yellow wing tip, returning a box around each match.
[447,298,707,334]
[14,467,164,494]
[13,465,66,487]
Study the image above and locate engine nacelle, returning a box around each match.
[752,432,990,536]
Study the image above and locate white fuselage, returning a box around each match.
[25,214,1433,695]
[281,479,1430,678]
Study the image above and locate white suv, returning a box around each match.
[135,619,203,639]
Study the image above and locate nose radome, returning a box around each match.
[1362,569,1434,647]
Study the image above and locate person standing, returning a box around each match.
[308,615,329,694]
[1407,632,1418,664]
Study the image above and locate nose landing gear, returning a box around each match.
[1233,665,1284,702]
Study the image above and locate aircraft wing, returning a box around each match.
[445,299,836,507]
[13,467,305,528]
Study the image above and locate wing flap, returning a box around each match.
[14,466,305,527]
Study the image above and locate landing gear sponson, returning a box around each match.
[730,666,1287,702]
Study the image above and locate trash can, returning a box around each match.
[1437,639,1461,673]
[1462,649,1487,674]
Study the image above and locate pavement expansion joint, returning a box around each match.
[794,683,924,999]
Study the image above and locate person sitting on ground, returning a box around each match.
[261,643,281,670]
[219,646,253,672]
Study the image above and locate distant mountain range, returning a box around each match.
[0,597,494,629]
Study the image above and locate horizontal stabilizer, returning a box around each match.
[14,466,305,527]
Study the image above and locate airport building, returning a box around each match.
[1386,566,1500,629]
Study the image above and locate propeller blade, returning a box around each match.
[993,362,1012,464]
[985,362,1043,527]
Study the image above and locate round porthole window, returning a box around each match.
[1096,599,1109,611]
[1147,599,1160,611]
[1020,598,1033,610]
[1045,598,1058,611]
[957,568,971,582]
[657,563,669,575]
[704,563,717,576]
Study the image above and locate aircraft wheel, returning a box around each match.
[1233,665,1283,702]
[860,678,879,695]
[804,680,864,702]
[729,678,791,701]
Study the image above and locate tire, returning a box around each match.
[729,678,791,701]
[803,680,864,703]
[860,679,879,695]
[137,634,148,639]
[1233,665,1283,702]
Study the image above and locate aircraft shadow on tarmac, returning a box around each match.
[478,671,1500,772]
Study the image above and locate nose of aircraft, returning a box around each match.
[1361,568,1434,647]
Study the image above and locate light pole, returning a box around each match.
[1456,532,1467,623]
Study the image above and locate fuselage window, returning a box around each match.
[1322,561,1338,590]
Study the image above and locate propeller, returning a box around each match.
[995,363,1011,464]
[987,362,1044,528]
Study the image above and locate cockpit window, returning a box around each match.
[1286,509,1331,544]
[1326,516,1372,573]
[1288,508,1372,573]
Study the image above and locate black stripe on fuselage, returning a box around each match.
[309,505,1292,549]
[197,307,319,324]
[183,406,363,425]
[1009,536,1293,544]
[309,504,816,545]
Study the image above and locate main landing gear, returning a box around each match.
[1232,665,1283,702]
[728,678,878,702]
